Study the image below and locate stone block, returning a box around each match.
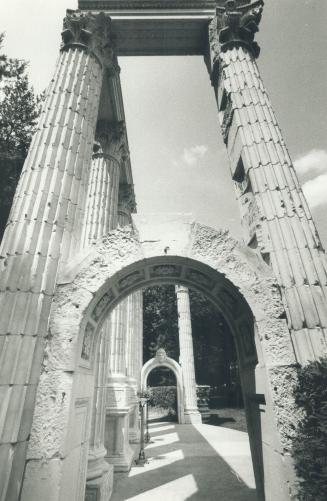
[21,458,62,501]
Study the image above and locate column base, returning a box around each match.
[105,444,135,472]
[105,409,135,472]
[129,404,140,444]
[184,410,202,424]
[85,460,113,501]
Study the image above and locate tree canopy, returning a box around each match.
[143,285,238,389]
[0,33,42,240]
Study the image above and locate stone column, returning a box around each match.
[209,1,327,364]
[87,329,113,501]
[81,145,112,247]
[0,11,111,500]
[210,1,327,363]
[104,177,137,470]
[175,285,202,424]
[105,298,135,470]
[83,121,126,500]
[126,290,144,443]
[208,2,327,498]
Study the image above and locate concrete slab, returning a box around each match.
[110,422,257,500]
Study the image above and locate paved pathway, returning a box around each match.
[111,422,257,500]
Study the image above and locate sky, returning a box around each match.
[1,0,327,245]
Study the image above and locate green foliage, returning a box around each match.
[143,285,179,362]
[189,289,238,387]
[292,358,327,500]
[0,33,42,157]
[148,386,177,413]
[0,33,42,240]
[143,285,239,389]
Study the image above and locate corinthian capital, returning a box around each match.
[96,120,125,143]
[61,10,117,69]
[118,184,136,215]
[212,0,263,58]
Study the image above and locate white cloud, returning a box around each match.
[302,174,327,209]
[294,149,327,178]
[182,145,208,166]
[294,149,327,209]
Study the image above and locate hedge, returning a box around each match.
[292,357,327,500]
[148,386,177,412]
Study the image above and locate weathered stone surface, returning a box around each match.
[6,211,305,501]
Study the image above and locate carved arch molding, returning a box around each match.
[24,218,296,501]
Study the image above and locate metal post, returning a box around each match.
[145,401,151,443]
[135,396,148,466]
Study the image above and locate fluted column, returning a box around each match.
[0,11,112,500]
[102,146,137,470]
[175,285,202,424]
[208,2,327,499]
[83,122,126,499]
[126,290,144,442]
[79,117,130,497]
[86,329,113,501]
[81,145,112,247]
[209,1,327,365]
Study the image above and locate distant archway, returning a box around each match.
[22,219,296,501]
[141,349,184,423]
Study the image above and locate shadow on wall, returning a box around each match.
[292,357,327,500]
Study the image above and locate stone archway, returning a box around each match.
[141,349,185,424]
[21,217,297,501]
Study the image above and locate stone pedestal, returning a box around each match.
[105,301,135,471]
[85,446,114,501]
[105,403,134,471]
[176,285,202,424]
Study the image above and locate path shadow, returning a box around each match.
[111,422,258,501]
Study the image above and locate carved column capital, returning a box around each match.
[61,10,117,69]
[118,184,136,216]
[94,120,127,164]
[96,120,125,143]
[210,1,263,62]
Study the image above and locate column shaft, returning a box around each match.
[0,45,102,499]
[82,153,112,247]
[108,302,128,377]
[214,43,327,363]
[82,125,126,494]
[176,285,201,424]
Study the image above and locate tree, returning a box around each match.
[143,285,179,362]
[0,33,42,240]
[143,285,239,390]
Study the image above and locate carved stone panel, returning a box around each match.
[185,268,215,290]
[91,290,115,321]
[118,270,145,291]
[82,322,95,360]
[150,264,182,278]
